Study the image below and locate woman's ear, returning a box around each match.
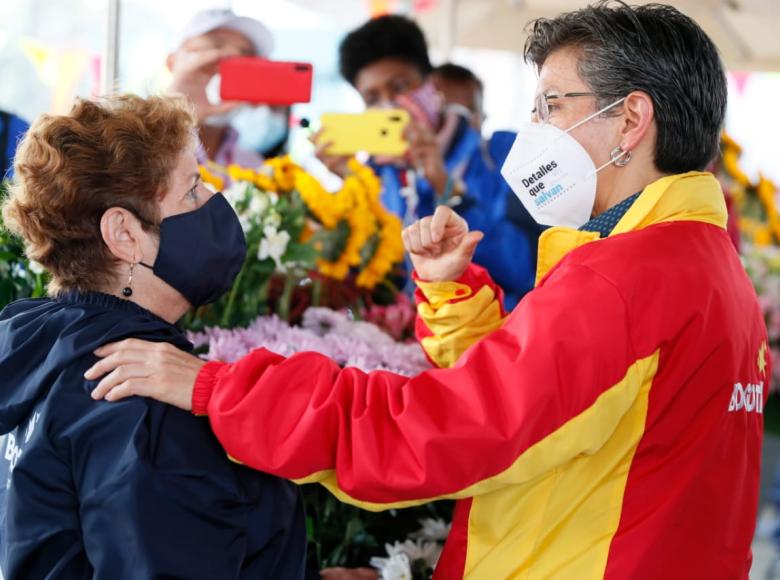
[619,90,655,152]
[100,208,145,263]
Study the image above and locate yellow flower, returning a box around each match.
[204,156,404,287]
[755,226,773,247]
[198,165,225,191]
[721,133,752,188]
[227,164,257,185]
[267,155,297,192]
[757,175,780,244]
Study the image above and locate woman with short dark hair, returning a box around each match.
[0,95,306,579]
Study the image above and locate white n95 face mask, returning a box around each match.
[500,98,627,228]
[233,106,289,154]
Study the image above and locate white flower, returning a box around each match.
[410,518,451,542]
[238,215,252,234]
[258,226,290,272]
[223,181,251,207]
[397,539,441,569]
[248,193,269,217]
[27,260,45,276]
[11,263,25,279]
[268,191,279,205]
[264,210,282,229]
[370,540,439,578]
[369,552,411,580]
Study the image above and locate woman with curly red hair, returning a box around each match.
[0,95,305,579]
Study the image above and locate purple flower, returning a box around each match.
[187,310,431,376]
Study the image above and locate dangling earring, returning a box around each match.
[610,145,632,167]
[122,262,135,298]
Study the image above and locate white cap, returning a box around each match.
[178,8,274,57]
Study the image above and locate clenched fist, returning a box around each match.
[402,205,483,282]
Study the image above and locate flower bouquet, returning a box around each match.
[189,157,405,330]
[0,182,48,308]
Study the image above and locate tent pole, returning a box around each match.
[102,0,121,95]
[439,0,457,61]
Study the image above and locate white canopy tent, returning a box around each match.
[271,0,780,71]
[99,0,780,92]
[415,0,780,70]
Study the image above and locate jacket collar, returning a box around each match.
[535,171,727,284]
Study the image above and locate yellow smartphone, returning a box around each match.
[319,109,410,157]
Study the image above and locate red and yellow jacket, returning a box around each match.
[193,172,767,579]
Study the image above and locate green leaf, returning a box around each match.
[283,243,318,267]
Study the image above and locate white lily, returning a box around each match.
[258,226,290,272]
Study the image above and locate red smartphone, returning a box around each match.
[219,57,313,105]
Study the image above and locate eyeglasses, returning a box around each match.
[532,92,597,123]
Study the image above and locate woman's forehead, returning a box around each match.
[536,47,587,94]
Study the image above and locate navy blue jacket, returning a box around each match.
[0,111,28,179]
[0,292,306,579]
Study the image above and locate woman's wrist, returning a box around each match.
[192,360,226,415]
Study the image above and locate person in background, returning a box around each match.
[430,63,485,131]
[0,95,306,579]
[167,8,290,168]
[317,15,536,304]
[0,110,28,179]
[432,63,546,307]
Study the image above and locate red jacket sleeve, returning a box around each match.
[194,263,654,507]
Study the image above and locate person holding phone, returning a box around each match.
[316,15,537,304]
[430,63,548,308]
[167,9,289,167]
[430,63,485,132]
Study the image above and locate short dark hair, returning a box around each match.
[524,1,727,173]
[432,63,483,91]
[339,15,433,86]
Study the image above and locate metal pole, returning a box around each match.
[440,0,457,60]
[102,0,120,95]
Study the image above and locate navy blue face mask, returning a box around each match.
[139,193,247,306]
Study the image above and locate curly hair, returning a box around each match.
[339,14,432,86]
[1,94,196,294]
[524,1,726,173]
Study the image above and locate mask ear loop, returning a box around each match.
[563,97,626,135]
[503,96,628,179]
[542,96,627,152]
